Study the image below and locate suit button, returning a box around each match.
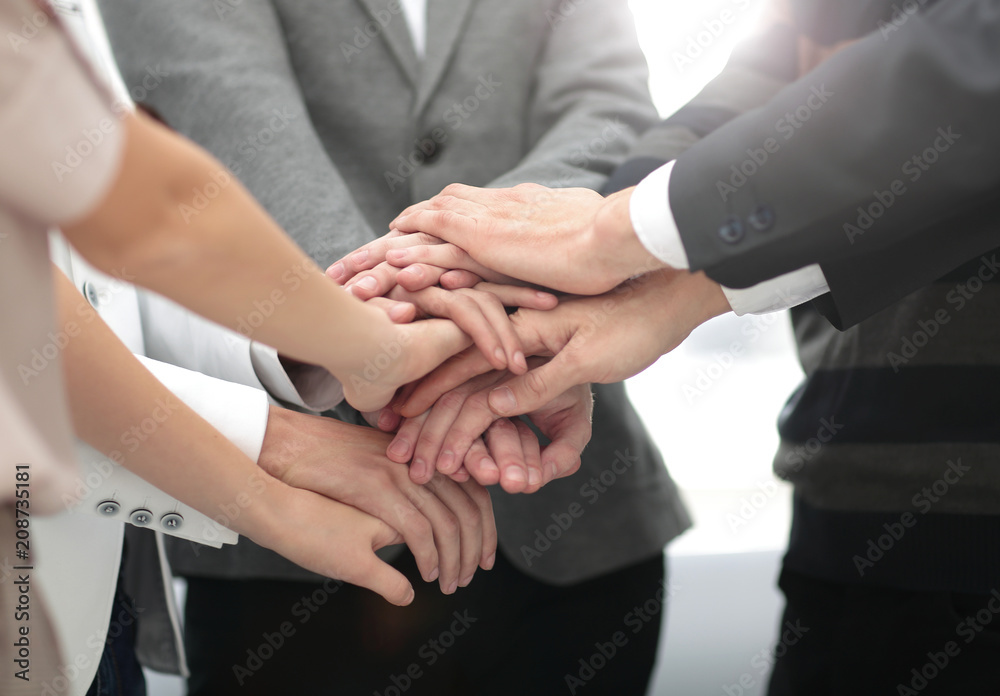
[748,205,775,232]
[718,217,745,244]
[97,500,121,517]
[129,508,153,526]
[420,134,442,165]
[82,281,100,307]
[160,513,184,531]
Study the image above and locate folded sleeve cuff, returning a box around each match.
[628,160,689,270]
[722,264,831,315]
[249,342,345,412]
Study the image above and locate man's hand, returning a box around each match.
[386,368,593,493]
[386,183,666,295]
[402,269,731,419]
[258,406,497,594]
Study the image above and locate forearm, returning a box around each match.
[61,114,395,381]
[54,268,286,546]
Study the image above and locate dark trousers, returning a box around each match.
[183,549,666,696]
[86,581,147,696]
[767,568,1000,696]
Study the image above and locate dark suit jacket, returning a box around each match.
[610,0,1000,329]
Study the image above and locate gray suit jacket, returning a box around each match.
[98,0,690,584]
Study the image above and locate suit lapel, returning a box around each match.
[413,0,475,117]
[355,0,419,86]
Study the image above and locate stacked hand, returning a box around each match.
[328,186,730,494]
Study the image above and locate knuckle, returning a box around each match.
[438,390,467,412]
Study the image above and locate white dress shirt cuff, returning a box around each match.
[722,264,831,315]
[629,160,690,270]
[249,342,345,412]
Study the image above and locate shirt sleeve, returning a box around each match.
[249,343,346,412]
[629,160,830,314]
[0,0,126,224]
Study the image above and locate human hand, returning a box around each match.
[386,367,593,493]
[247,480,415,605]
[401,269,731,419]
[387,184,665,295]
[327,229,519,294]
[258,406,496,594]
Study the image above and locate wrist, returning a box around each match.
[591,188,667,289]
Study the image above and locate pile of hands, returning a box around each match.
[261,184,729,605]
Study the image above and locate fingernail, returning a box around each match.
[377,410,394,430]
[513,351,527,372]
[403,587,415,605]
[536,290,553,301]
[460,575,474,588]
[484,554,496,570]
[428,567,440,582]
[544,461,557,481]
[351,250,369,265]
[490,387,517,414]
[357,276,378,291]
[446,581,458,595]
[389,304,411,322]
[327,262,345,280]
[387,249,408,262]
[439,450,456,472]
[412,458,427,480]
[528,469,541,486]
[479,457,499,478]
[402,265,422,278]
[493,347,506,365]
[388,439,410,458]
[504,467,526,487]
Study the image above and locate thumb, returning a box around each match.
[348,553,416,607]
[346,524,415,606]
[487,356,579,417]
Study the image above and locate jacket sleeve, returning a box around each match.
[668,0,1000,291]
[485,0,659,191]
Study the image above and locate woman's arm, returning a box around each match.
[59,112,472,411]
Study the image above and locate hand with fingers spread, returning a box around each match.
[401,268,732,423]
[386,183,668,295]
[258,406,497,594]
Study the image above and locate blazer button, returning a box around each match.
[160,513,184,531]
[129,508,154,526]
[82,281,100,307]
[748,205,775,232]
[718,217,745,244]
[97,500,121,517]
[421,136,442,165]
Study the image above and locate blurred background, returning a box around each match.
[75,0,804,693]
